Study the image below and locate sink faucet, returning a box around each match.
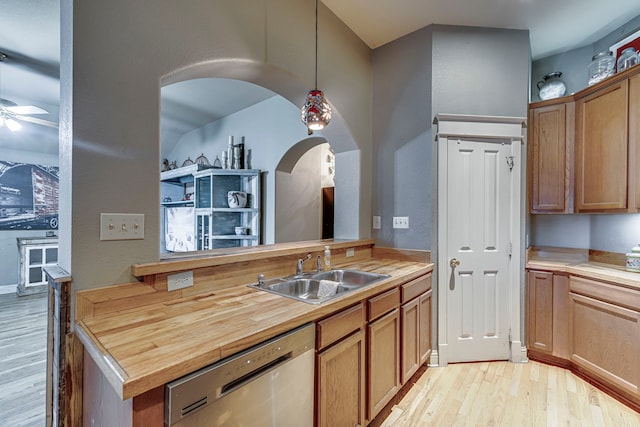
[296,254,312,276]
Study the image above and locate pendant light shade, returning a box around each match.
[301,89,331,130]
[301,0,331,131]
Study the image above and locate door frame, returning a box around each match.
[433,114,527,367]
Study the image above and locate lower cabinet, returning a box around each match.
[418,290,433,365]
[526,270,569,360]
[316,303,366,427]
[317,329,366,427]
[401,289,433,383]
[569,277,640,399]
[367,308,400,420]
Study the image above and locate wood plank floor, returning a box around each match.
[0,292,47,427]
[381,360,640,427]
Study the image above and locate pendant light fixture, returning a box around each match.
[301,0,331,132]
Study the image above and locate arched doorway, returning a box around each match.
[275,139,334,243]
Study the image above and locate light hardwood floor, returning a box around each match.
[381,360,640,427]
[0,292,47,427]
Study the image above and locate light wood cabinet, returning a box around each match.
[401,298,420,383]
[367,308,400,421]
[528,102,575,213]
[526,270,569,360]
[316,303,366,427]
[569,286,640,397]
[317,329,366,427]
[575,80,630,211]
[419,290,433,365]
[400,274,433,383]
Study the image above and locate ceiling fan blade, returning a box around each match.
[15,115,59,128]
[5,105,48,115]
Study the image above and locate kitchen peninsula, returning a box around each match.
[75,240,434,426]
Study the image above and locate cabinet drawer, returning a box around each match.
[368,288,400,321]
[317,302,365,350]
[570,275,640,311]
[401,274,432,304]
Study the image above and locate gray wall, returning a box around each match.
[372,25,529,250]
[61,0,372,299]
[530,14,640,254]
[372,26,433,250]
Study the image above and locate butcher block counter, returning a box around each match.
[526,246,640,290]
[75,240,433,402]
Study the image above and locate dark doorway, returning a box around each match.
[321,187,334,239]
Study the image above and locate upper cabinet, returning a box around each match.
[575,80,630,211]
[528,64,640,214]
[529,101,575,213]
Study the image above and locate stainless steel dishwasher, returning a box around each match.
[165,323,315,427]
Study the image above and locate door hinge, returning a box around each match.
[506,155,514,171]
[508,242,513,257]
[509,328,512,343]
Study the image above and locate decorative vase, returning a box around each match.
[227,191,247,208]
[536,72,566,100]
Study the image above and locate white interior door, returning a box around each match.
[444,138,512,362]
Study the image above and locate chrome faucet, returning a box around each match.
[316,256,322,273]
[296,254,312,276]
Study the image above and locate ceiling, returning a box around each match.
[2,0,640,155]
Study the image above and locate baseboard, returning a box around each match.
[0,284,17,295]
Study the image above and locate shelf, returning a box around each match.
[210,207,259,212]
[211,235,258,240]
[161,201,194,207]
[161,164,215,183]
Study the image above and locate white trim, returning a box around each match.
[0,284,18,295]
[429,349,440,367]
[436,114,526,366]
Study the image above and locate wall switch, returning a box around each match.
[100,213,145,241]
[392,216,409,229]
[168,271,194,291]
[346,248,355,257]
[372,216,381,229]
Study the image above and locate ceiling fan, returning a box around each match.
[0,52,58,131]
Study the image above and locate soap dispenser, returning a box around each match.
[323,246,332,271]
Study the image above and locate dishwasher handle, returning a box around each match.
[219,352,292,398]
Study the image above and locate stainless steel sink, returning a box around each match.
[249,269,390,304]
[311,269,389,287]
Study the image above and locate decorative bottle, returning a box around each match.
[323,246,332,271]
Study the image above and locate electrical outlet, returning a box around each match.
[346,248,355,257]
[100,213,145,240]
[372,216,381,229]
[392,216,409,229]
[168,271,194,291]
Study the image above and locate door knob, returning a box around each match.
[449,258,460,268]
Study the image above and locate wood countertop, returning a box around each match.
[76,257,433,400]
[526,246,640,290]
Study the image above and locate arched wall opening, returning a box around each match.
[160,61,361,248]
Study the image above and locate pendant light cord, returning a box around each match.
[314,0,318,90]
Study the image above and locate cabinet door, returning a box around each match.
[419,290,432,365]
[529,103,573,212]
[367,308,400,421]
[569,292,640,396]
[317,330,366,427]
[401,298,420,384]
[527,270,554,354]
[575,80,629,211]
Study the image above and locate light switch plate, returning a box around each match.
[392,216,409,229]
[100,213,145,240]
[168,271,194,291]
[346,248,355,257]
[373,216,381,229]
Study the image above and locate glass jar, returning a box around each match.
[617,47,639,73]
[588,51,615,86]
[626,243,640,273]
[536,72,567,100]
